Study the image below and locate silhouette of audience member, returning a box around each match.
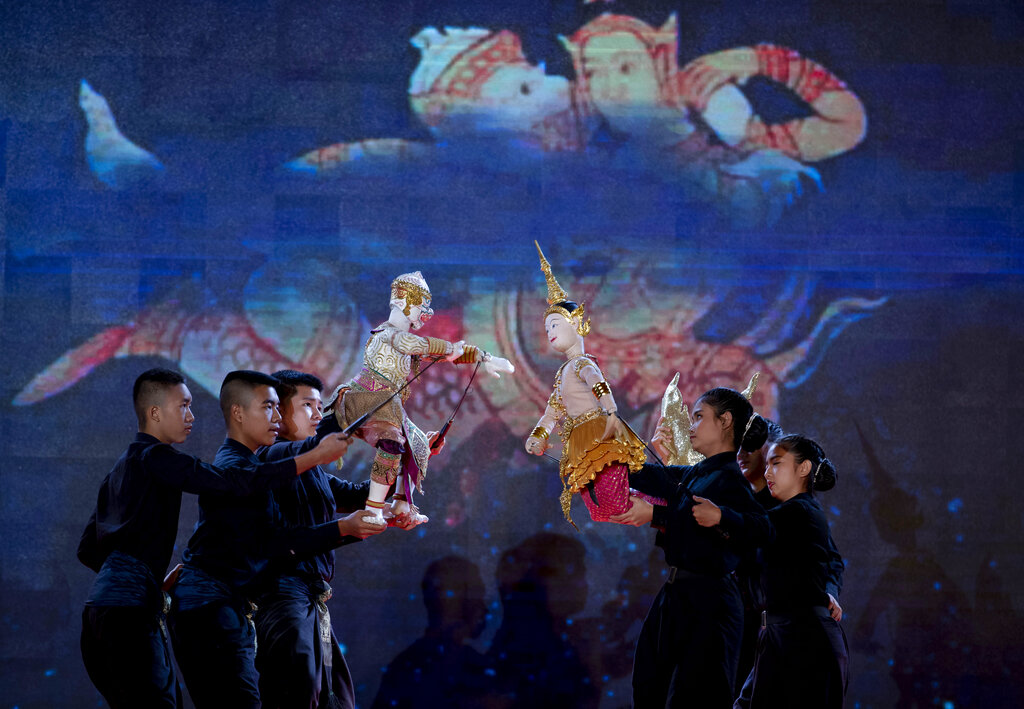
[485,533,598,709]
[372,556,494,708]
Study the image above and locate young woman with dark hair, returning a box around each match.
[611,386,770,708]
[706,433,848,708]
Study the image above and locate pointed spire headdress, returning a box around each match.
[535,240,591,336]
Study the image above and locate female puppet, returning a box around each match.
[524,243,646,527]
[326,271,514,525]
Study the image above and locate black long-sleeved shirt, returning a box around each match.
[258,417,370,583]
[77,432,298,585]
[760,492,840,612]
[753,485,845,599]
[629,452,769,577]
[180,438,356,595]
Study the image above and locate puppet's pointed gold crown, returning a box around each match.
[535,241,568,305]
[535,240,591,336]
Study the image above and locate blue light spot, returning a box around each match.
[446,590,454,598]
[943,702,955,709]
[602,675,610,682]
[338,643,347,654]
[887,658,894,667]
[408,593,416,601]
[566,618,573,625]
[989,558,998,569]
[947,498,963,514]
[955,534,963,543]
[44,669,56,677]
[934,581,942,591]
[627,542,637,552]
[490,546,499,556]
[484,668,496,677]
[829,505,841,516]
[483,532,490,539]
[607,691,615,697]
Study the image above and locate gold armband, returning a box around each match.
[592,381,611,399]
[426,337,450,356]
[530,427,550,440]
[453,345,480,364]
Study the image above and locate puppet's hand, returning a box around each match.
[444,340,466,362]
[601,412,623,441]
[483,355,515,379]
[525,435,550,456]
[427,430,446,456]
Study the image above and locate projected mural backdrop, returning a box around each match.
[1,1,1021,707]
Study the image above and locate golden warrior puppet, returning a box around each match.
[326,271,515,525]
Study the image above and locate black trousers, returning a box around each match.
[168,599,260,709]
[81,605,182,709]
[632,574,744,708]
[254,577,355,709]
[743,611,849,708]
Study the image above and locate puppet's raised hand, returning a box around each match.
[444,340,466,361]
[600,412,623,442]
[483,355,515,379]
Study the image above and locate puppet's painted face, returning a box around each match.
[764,444,810,501]
[408,300,433,330]
[580,32,661,131]
[280,385,323,441]
[545,313,582,354]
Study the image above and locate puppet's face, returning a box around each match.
[151,383,195,445]
[280,385,323,440]
[580,32,661,130]
[408,300,433,330]
[235,384,283,449]
[545,313,583,354]
[764,444,811,501]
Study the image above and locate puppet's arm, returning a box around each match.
[525,398,559,455]
[382,328,466,361]
[578,361,623,441]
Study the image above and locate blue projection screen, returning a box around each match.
[1,1,1022,707]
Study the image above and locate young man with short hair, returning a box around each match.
[253,369,382,709]
[168,370,378,708]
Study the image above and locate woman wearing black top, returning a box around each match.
[707,434,848,708]
[612,387,769,708]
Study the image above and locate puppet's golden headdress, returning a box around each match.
[391,271,432,315]
[535,241,590,336]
